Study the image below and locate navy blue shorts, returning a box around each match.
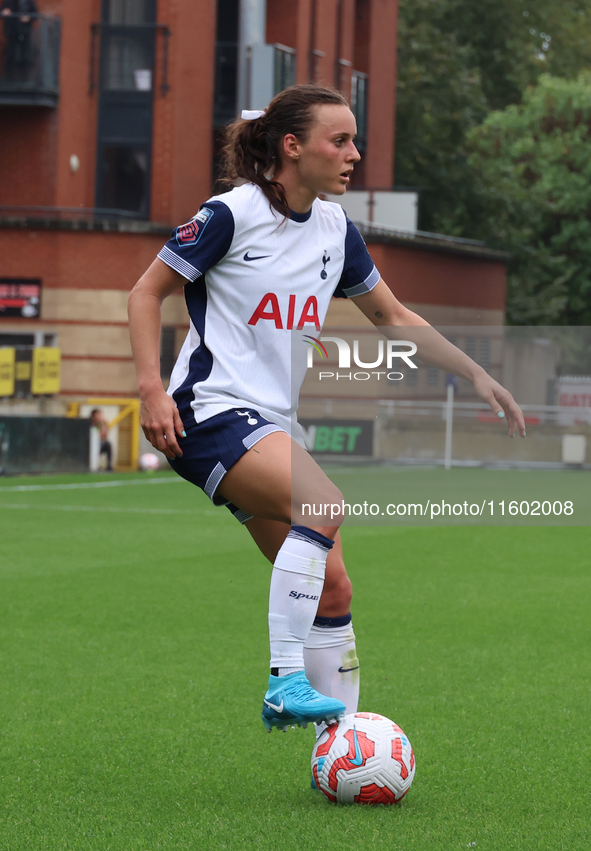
[168,407,284,523]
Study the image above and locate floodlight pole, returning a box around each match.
[444,381,454,470]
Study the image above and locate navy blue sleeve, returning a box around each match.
[332,217,381,299]
[157,200,235,282]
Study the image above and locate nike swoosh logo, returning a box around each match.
[244,252,272,261]
[348,725,364,766]
[338,665,360,673]
[263,698,284,713]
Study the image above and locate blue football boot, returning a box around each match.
[262,671,345,732]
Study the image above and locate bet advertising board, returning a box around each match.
[300,419,374,456]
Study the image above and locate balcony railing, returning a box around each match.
[0,205,172,232]
[0,14,61,107]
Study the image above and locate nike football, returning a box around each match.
[311,712,416,805]
[138,452,160,471]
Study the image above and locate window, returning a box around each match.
[95,0,156,217]
[213,0,239,127]
[274,44,296,95]
[103,0,155,25]
[351,70,367,150]
[101,30,155,91]
[99,145,149,214]
[100,0,156,91]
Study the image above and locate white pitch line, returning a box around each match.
[0,503,220,516]
[0,476,182,493]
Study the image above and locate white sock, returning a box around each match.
[304,614,360,736]
[268,526,334,672]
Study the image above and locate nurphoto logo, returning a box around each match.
[306,336,418,381]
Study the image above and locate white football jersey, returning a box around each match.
[157,182,380,436]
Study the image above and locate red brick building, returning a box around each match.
[0,0,506,407]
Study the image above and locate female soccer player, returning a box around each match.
[128,84,525,734]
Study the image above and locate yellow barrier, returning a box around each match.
[0,348,15,396]
[32,347,61,395]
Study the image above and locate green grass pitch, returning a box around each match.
[0,470,590,850]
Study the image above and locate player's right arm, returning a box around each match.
[128,258,186,459]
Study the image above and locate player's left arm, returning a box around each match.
[351,279,526,438]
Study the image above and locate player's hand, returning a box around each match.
[139,388,186,458]
[472,371,526,438]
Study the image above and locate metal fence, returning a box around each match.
[298,396,591,469]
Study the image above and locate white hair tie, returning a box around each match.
[241,109,266,120]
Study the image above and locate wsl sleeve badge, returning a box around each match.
[175,207,214,246]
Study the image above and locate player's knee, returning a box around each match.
[296,485,345,528]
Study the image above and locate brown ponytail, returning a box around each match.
[220,84,349,217]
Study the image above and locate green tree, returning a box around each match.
[394,0,591,236]
[394,0,488,235]
[443,1,591,110]
[467,73,591,326]
[394,5,488,235]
